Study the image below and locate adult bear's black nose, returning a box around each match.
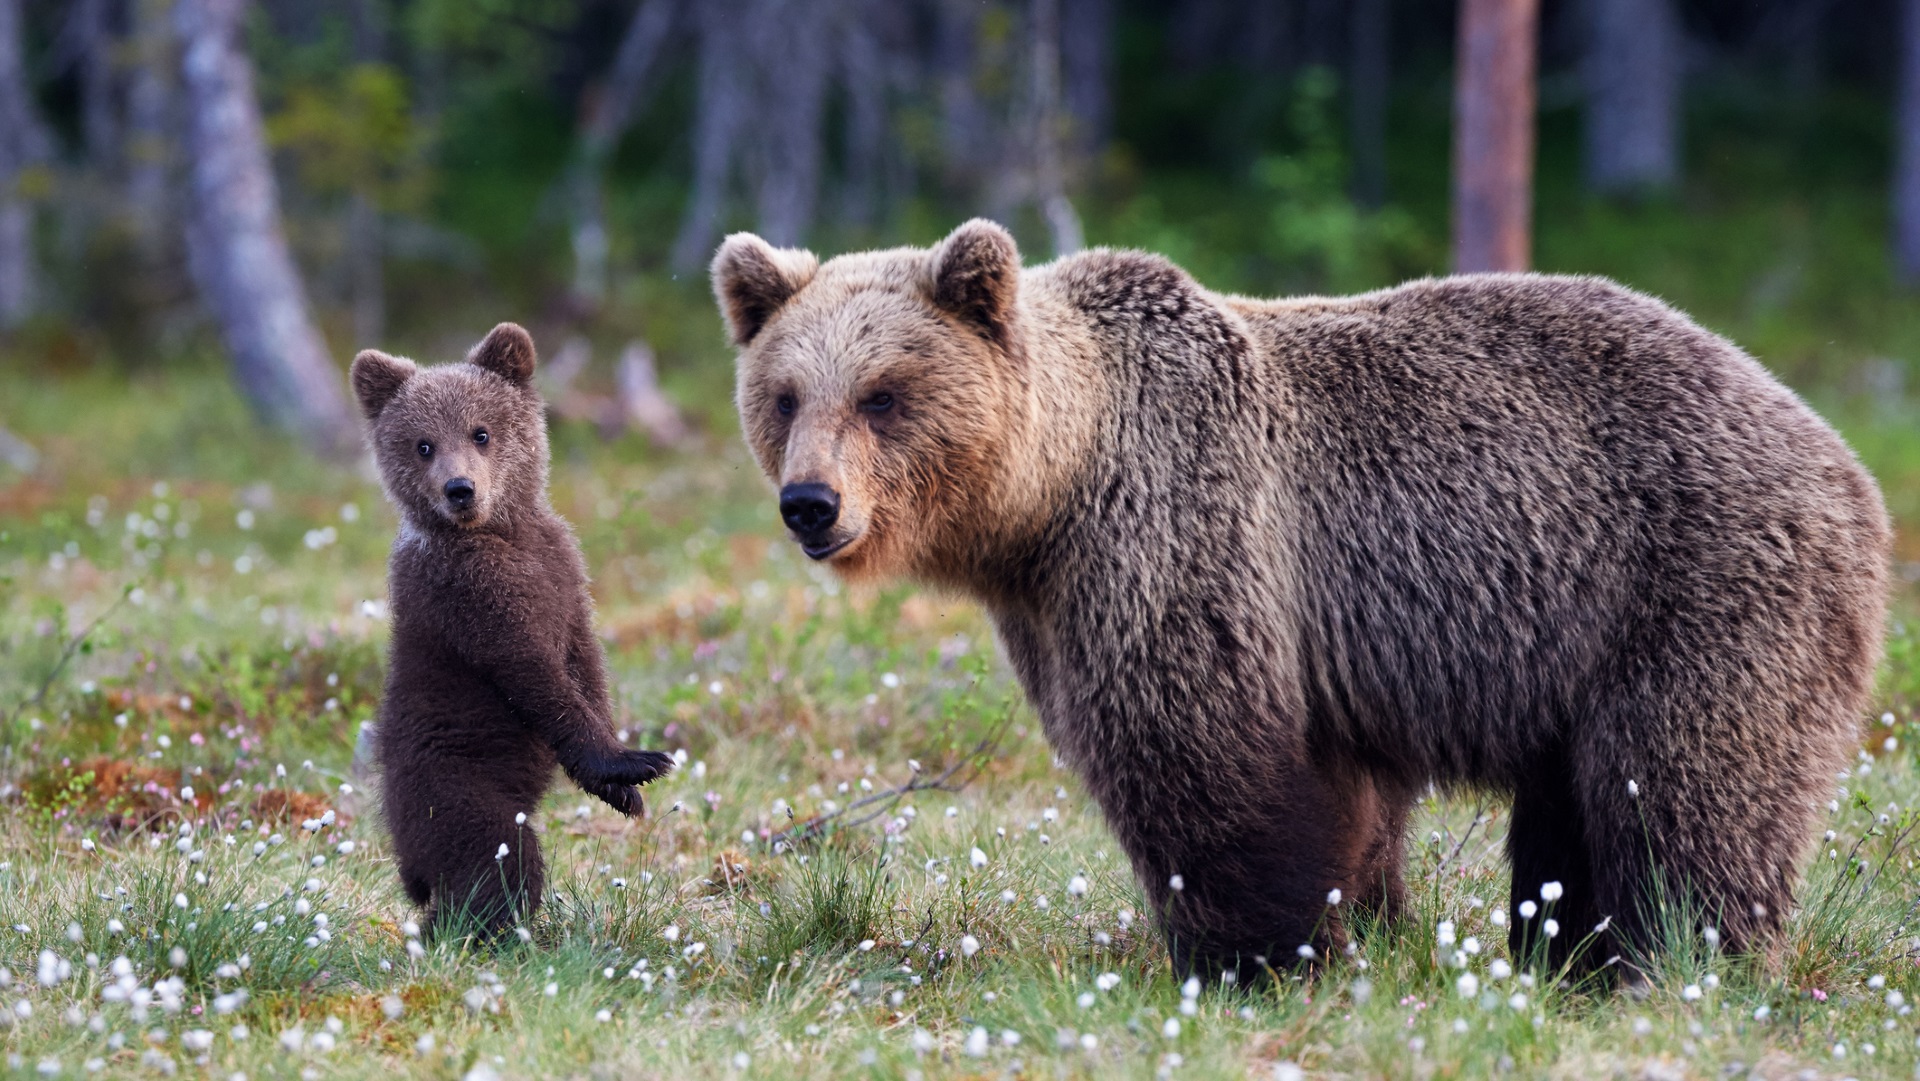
[780,483,839,536]
[445,477,475,509]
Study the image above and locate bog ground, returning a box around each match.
[6,369,1920,1080]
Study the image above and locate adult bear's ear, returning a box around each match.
[468,322,537,386]
[927,218,1021,354]
[711,233,818,347]
[350,350,416,420]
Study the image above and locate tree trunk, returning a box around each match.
[349,0,385,346]
[175,0,358,458]
[571,0,677,306]
[0,0,51,329]
[1582,0,1681,194]
[934,0,988,194]
[1029,0,1082,257]
[671,0,749,274]
[750,0,831,247]
[1061,0,1112,156]
[1349,0,1390,208]
[1452,0,1538,273]
[68,0,121,169]
[126,0,176,260]
[1897,0,1920,281]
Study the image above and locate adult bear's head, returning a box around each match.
[712,219,1034,584]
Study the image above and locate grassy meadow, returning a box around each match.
[3,346,1920,1081]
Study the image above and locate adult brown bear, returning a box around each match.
[712,219,1890,983]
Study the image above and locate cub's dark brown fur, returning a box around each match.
[352,324,672,937]
[714,220,1892,983]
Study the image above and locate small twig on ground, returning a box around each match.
[1435,800,1490,879]
[6,586,136,729]
[772,727,1005,849]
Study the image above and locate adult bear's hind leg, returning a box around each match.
[1507,747,1602,974]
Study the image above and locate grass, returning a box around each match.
[5,348,1920,1081]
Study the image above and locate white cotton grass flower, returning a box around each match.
[1456,972,1479,998]
[1326,888,1342,905]
[1161,1017,1181,1039]
[495,844,508,861]
[960,934,982,957]
[1627,779,1639,797]
[1095,972,1121,991]
[970,847,989,869]
[1682,984,1703,1002]
[1518,900,1538,920]
[1169,874,1185,892]
[1539,881,1563,902]
[1542,919,1560,938]
[1436,920,1456,947]
[963,1027,989,1057]
[1489,959,1513,981]
[1068,875,1089,898]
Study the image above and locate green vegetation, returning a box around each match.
[2,357,1920,1078]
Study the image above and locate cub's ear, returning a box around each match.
[350,350,416,420]
[711,233,818,347]
[927,218,1021,353]
[468,322,537,386]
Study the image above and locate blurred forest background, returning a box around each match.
[3,0,1920,500]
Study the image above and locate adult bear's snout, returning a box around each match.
[780,482,840,537]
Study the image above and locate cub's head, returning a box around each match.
[713,219,1028,582]
[350,323,549,533]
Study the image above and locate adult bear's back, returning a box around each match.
[1233,274,1891,792]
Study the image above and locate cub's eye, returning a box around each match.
[417,440,433,459]
[861,392,894,414]
[776,394,796,416]
[473,428,489,446]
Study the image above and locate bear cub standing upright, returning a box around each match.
[352,323,673,937]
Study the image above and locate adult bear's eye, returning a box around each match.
[473,428,489,446]
[861,392,893,414]
[776,394,796,416]
[417,440,433,459]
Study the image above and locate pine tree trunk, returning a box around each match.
[1061,0,1112,156]
[671,0,749,274]
[1582,0,1681,193]
[175,0,358,458]
[1349,0,1390,208]
[0,0,51,329]
[126,0,176,261]
[571,0,677,306]
[1452,0,1538,273]
[1896,0,1920,281]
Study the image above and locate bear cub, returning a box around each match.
[352,323,673,938]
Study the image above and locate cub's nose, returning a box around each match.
[779,483,840,536]
[444,477,476,509]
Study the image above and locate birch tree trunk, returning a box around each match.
[1896,0,1920,281]
[1028,0,1082,257]
[1452,0,1538,273]
[175,0,358,458]
[1582,0,1681,193]
[0,0,52,329]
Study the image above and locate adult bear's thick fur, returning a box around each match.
[712,220,1891,983]
[352,323,673,938]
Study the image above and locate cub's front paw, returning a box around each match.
[571,749,676,817]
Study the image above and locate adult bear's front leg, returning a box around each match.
[1112,758,1382,986]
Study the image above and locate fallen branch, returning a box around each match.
[772,726,1006,850]
[539,336,692,449]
